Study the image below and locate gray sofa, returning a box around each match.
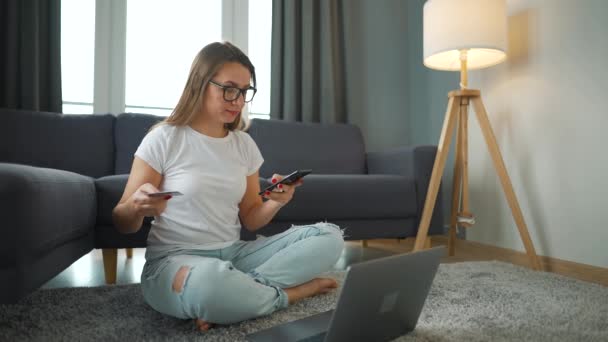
[0,108,443,304]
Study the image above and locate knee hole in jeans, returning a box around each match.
[172,266,190,293]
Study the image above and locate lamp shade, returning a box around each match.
[423,0,507,71]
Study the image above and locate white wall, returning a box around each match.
[466,0,608,268]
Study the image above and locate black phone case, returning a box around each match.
[258,169,312,195]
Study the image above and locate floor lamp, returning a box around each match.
[412,0,542,271]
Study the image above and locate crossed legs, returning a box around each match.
[142,222,345,330]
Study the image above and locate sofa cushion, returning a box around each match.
[114,113,165,175]
[95,174,154,248]
[95,174,153,226]
[247,119,367,177]
[96,174,416,227]
[95,174,130,226]
[0,109,115,178]
[274,174,417,221]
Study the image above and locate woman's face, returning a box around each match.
[201,62,252,127]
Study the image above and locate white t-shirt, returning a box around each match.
[134,124,264,250]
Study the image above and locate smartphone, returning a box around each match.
[258,169,312,195]
[147,191,184,197]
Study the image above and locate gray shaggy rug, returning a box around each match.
[1,261,607,341]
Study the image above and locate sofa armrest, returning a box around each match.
[366,145,444,235]
[0,163,97,263]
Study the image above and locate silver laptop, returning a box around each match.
[246,246,445,342]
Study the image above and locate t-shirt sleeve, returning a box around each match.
[134,126,167,174]
[244,133,264,176]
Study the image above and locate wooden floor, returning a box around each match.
[42,236,608,289]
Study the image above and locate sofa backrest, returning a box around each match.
[0,110,368,178]
[247,118,366,177]
[0,108,115,178]
[114,113,165,175]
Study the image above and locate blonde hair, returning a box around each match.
[152,41,256,132]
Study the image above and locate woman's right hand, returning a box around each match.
[129,183,172,217]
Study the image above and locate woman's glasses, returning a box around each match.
[209,80,257,103]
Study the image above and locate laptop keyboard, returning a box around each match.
[298,332,327,342]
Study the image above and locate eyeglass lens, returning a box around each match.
[225,87,255,102]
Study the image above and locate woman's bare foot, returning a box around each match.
[285,277,339,304]
[194,318,214,332]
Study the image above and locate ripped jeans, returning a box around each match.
[140,222,345,324]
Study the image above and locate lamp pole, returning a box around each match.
[459,49,468,89]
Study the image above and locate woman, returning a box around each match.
[112,42,344,331]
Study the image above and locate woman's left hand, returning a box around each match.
[262,173,304,206]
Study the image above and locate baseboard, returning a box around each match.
[359,236,608,287]
[441,236,608,287]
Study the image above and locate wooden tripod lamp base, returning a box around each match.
[412,89,543,271]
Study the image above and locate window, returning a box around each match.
[61,0,272,118]
[248,0,272,118]
[125,0,222,116]
[61,0,95,114]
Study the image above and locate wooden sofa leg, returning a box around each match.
[102,248,118,284]
[362,240,368,248]
[424,236,432,249]
[126,248,133,259]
